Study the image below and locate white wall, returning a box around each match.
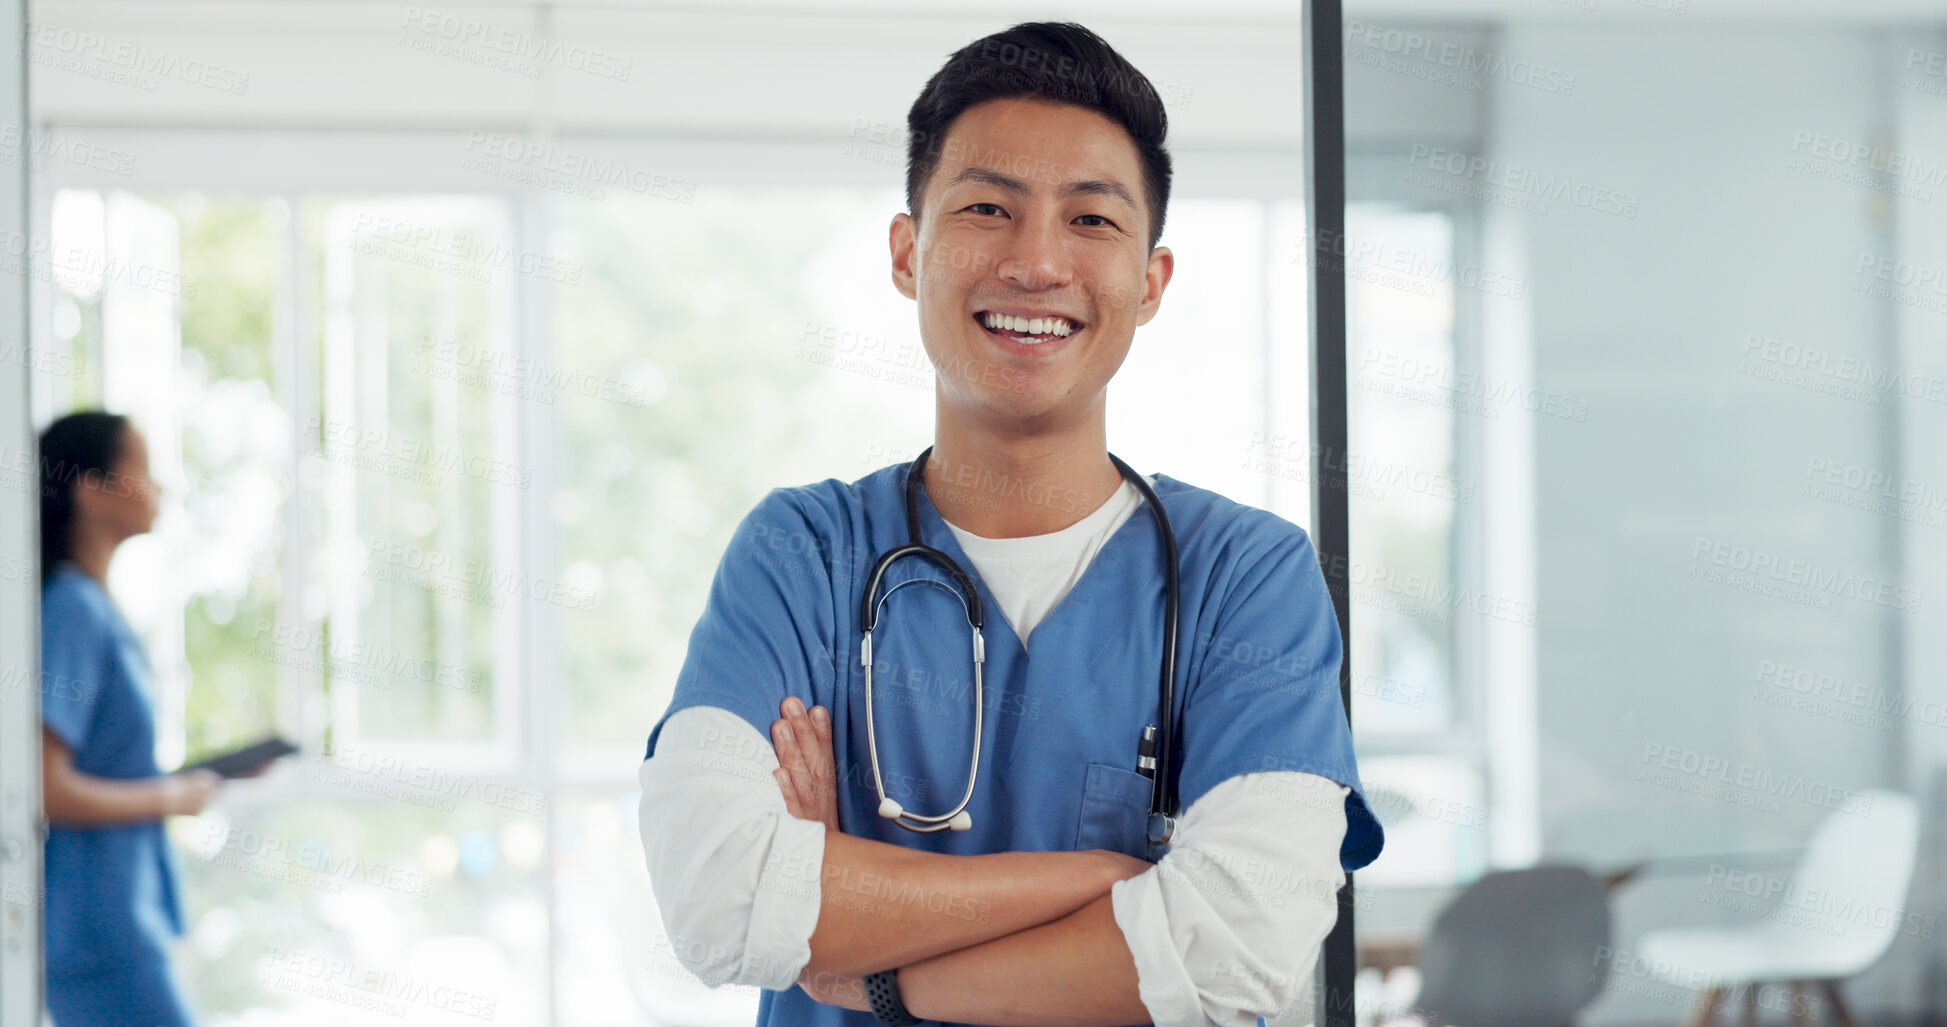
[1491,24,1939,1023]
[1498,22,1895,867]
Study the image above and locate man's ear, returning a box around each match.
[890,212,919,301]
[1134,245,1175,327]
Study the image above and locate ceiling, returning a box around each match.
[36,0,1947,25]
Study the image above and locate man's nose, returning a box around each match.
[995,215,1073,291]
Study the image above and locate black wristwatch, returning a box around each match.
[864,968,920,1025]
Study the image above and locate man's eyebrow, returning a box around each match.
[946,166,1138,212]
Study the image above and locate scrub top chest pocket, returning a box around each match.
[1074,761,1155,858]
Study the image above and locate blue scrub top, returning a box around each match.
[645,463,1383,1026]
[40,562,186,977]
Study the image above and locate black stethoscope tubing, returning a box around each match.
[858,446,1182,846]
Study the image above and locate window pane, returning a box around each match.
[1109,198,1270,509]
[41,189,108,417]
[1266,198,1316,526]
[1347,204,1461,741]
[170,193,294,760]
[547,186,929,764]
[1344,203,1476,891]
[49,190,296,763]
[308,196,519,748]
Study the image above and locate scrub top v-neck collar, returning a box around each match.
[909,472,1169,656]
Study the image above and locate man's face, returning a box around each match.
[890,97,1173,431]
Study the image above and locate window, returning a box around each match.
[1345,201,1488,889]
[313,196,521,758]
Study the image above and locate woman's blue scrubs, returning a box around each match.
[39,561,194,1027]
[645,463,1383,1027]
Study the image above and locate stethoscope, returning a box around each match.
[858,446,1183,848]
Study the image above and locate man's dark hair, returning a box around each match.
[905,21,1173,252]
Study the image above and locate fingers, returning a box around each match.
[811,704,832,755]
[771,712,806,785]
[774,767,803,816]
[786,697,817,754]
[771,697,835,820]
[789,701,832,806]
[773,697,820,815]
[807,706,833,809]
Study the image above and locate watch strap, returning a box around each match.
[864,968,920,1025]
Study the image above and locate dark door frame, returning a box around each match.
[1306,2,1358,1025]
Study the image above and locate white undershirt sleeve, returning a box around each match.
[641,708,1348,1023]
[1111,771,1351,1027]
[637,704,827,991]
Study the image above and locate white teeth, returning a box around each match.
[980,312,1075,338]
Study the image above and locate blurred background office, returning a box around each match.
[1338,2,1947,1026]
[0,0,1943,1025]
[8,2,1312,1025]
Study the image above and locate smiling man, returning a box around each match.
[638,21,1381,1027]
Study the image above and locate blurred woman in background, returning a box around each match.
[38,410,220,1027]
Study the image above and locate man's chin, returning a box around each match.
[944,383,1079,431]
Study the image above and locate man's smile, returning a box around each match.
[972,307,1086,356]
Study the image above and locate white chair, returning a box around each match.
[1636,789,1920,1027]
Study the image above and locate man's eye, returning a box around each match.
[966,203,1005,216]
[1075,214,1116,228]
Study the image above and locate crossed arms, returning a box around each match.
[767,697,1156,1026]
[639,699,1352,1027]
